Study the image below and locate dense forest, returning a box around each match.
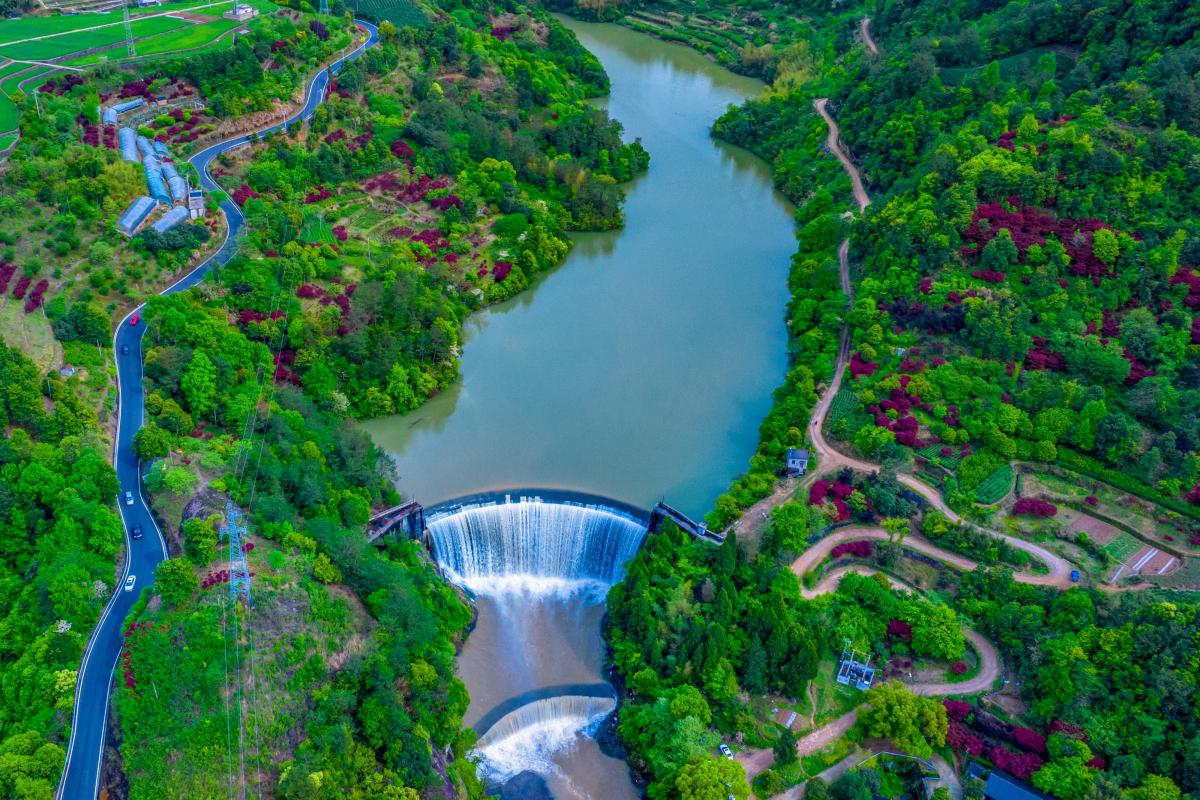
[600,0,1200,798]
[0,0,647,797]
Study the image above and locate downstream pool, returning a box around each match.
[363,17,795,520]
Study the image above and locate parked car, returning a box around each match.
[129,314,140,326]
[131,524,143,540]
[121,344,129,355]
[719,743,733,759]
[124,491,134,506]
[124,575,136,592]
[1070,570,1080,583]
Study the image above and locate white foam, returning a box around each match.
[474,698,614,785]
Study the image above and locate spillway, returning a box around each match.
[427,495,648,598]
[473,695,618,785]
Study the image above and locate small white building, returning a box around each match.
[224,3,259,20]
[188,190,206,220]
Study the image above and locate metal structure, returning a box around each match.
[122,0,134,58]
[836,639,876,691]
[224,501,253,606]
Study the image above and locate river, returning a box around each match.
[363,17,794,520]
[365,18,796,799]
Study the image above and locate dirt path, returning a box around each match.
[815,98,870,212]
[792,525,1073,590]
[776,748,961,800]
[860,18,879,56]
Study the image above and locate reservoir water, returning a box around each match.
[363,17,795,520]
[364,18,797,799]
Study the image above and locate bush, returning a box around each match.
[1013,497,1057,517]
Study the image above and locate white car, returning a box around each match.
[124,491,134,506]
[124,575,136,592]
[719,743,733,759]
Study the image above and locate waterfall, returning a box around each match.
[473,695,617,784]
[427,495,648,598]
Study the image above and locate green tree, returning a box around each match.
[180,351,218,419]
[183,517,219,564]
[773,727,797,767]
[859,681,947,757]
[675,757,750,800]
[154,558,198,606]
[1125,775,1184,800]
[805,777,829,800]
[313,553,342,584]
[1093,228,1119,265]
[132,423,172,459]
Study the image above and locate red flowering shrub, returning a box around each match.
[830,541,874,558]
[944,700,971,721]
[11,275,29,299]
[950,661,968,675]
[304,186,332,204]
[332,225,348,242]
[1085,495,1098,506]
[947,721,984,756]
[849,352,878,378]
[962,202,1120,278]
[309,19,329,40]
[24,279,48,313]
[296,284,324,299]
[1087,755,1106,770]
[918,277,933,294]
[887,618,913,641]
[493,261,513,281]
[809,480,831,504]
[1048,720,1088,741]
[1013,727,1048,755]
[971,269,1005,283]
[390,140,414,160]
[231,184,260,206]
[429,194,463,211]
[989,745,1044,780]
[1013,498,1057,517]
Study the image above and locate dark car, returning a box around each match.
[121,344,129,355]
[131,524,143,540]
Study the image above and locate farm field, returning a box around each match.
[0,0,230,46]
[0,16,186,61]
[132,18,242,56]
[350,0,426,26]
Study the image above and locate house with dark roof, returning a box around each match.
[984,771,1050,800]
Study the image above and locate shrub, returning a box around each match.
[1013,727,1048,755]
[1013,497,1057,517]
[950,661,968,675]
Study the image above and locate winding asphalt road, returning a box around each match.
[55,21,379,800]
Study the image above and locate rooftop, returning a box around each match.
[984,771,1049,800]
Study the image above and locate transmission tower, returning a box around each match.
[225,501,253,607]
[122,0,135,59]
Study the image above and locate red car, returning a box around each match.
[129,314,140,326]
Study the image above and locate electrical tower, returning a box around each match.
[122,0,134,59]
[225,501,253,607]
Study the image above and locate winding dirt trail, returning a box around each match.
[815,98,871,213]
[860,18,879,56]
[791,526,1072,590]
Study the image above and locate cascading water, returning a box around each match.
[427,494,645,797]
[427,495,648,598]
[474,695,618,781]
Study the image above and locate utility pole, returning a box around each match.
[123,0,135,59]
